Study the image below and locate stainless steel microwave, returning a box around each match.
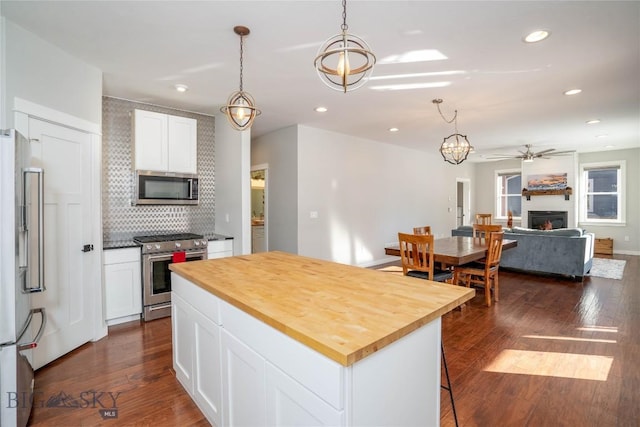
[134,170,199,205]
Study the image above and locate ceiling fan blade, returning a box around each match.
[533,148,556,155]
[547,150,576,156]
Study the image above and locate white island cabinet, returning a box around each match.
[170,252,474,427]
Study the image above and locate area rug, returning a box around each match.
[588,258,626,280]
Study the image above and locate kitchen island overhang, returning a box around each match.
[170,251,474,426]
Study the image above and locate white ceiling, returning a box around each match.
[2,1,639,161]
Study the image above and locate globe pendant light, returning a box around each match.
[314,0,376,93]
[433,99,473,165]
[221,26,261,131]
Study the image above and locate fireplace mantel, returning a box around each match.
[522,187,572,201]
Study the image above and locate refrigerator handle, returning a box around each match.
[23,167,45,293]
[17,308,47,351]
[0,308,46,349]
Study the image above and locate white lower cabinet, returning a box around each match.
[266,363,344,426]
[221,330,266,426]
[103,247,142,325]
[208,239,234,259]
[172,292,223,427]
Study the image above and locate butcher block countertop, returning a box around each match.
[169,251,474,366]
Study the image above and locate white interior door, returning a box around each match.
[28,118,95,369]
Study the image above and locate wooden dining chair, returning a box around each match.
[398,232,452,283]
[413,225,431,235]
[453,231,505,307]
[475,213,492,225]
[472,224,502,246]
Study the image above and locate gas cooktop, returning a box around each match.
[133,233,204,244]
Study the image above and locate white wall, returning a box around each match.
[296,125,473,266]
[251,125,299,254]
[2,19,102,128]
[214,114,251,255]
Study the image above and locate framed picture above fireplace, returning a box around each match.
[527,173,567,190]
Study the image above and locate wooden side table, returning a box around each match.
[594,237,613,255]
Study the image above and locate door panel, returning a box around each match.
[28,118,94,369]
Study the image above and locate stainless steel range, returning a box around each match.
[133,233,208,321]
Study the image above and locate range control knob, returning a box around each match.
[155,244,161,250]
[175,242,182,248]
[201,239,208,246]
[194,241,200,246]
[146,245,152,250]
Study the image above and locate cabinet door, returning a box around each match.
[134,109,168,171]
[193,309,223,427]
[266,363,343,427]
[172,294,194,395]
[222,330,266,426]
[168,115,197,174]
[208,240,233,259]
[104,260,142,320]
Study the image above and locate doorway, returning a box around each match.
[456,178,471,227]
[250,165,268,253]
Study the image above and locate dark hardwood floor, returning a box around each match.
[29,255,638,426]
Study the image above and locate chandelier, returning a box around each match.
[314,0,376,93]
[221,26,261,131]
[432,99,473,165]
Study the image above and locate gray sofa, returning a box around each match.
[451,226,594,280]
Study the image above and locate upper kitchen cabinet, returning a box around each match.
[134,109,198,174]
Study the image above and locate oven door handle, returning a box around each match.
[145,250,206,262]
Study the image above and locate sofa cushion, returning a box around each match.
[510,226,583,237]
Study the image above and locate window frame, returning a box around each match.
[495,169,522,220]
[579,160,626,225]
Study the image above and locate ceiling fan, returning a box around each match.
[488,144,576,162]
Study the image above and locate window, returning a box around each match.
[580,161,625,224]
[496,170,521,218]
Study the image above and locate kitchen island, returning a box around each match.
[169,251,474,427]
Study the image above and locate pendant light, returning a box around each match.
[221,26,261,131]
[433,99,473,165]
[314,0,376,93]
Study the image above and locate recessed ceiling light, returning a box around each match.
[175,84,189,92]
[604,144,615,148]
[388,127,399,132]
[596,134,609,138]
[586,119,601,125]
[564,89,582,96]
[314,106,328,113]
[524,30,550,43]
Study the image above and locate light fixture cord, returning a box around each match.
[341,0,348,32]
[239,34,244,92]
[435,102,459,133]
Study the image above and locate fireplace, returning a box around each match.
[528,211,568,229]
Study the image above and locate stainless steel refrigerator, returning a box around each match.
[0,129,47,427]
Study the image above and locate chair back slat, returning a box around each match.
[475,213,492,225]
[398,232,435,279]
[472,224,502,246]
[413,226,431,235]
[485,231,505,268]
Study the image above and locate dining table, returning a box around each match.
[385,236,517,267]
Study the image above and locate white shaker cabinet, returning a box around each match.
[207,239,233,259]
[133,109,197,174]
[172,292,223,427]
[103,247,142,325]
